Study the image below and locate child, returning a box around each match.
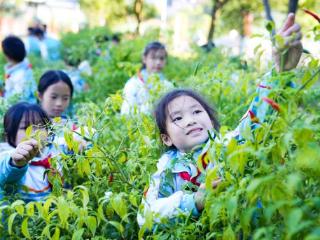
[121,41,173,114]
[138,83,284,225]
[1,36,37,103]
[37,70,91,152]
[138,13,303,226]
[38,70,73,119]
[25,27,41,58]
[0,102,59,202]
[64,58,91,95]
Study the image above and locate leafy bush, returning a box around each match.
[0,27,320,239]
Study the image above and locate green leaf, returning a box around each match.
[52,227,60,240]
[129,192,138,207]
[25,125,33,138]
[111,194,128,221]
[266,21,275,33]
[7,212,18,235]
[223,225,236,240]
[41,224,51,239]
[57,197,70,228]
[72,228,84,240]
[21,217,31,239]
[86,216,97,236]
[26,202,35,217]
[109,221,124,235]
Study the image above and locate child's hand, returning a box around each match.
[195,179,222,212]
[273,13,303,72]
[212,178,222,188]
[195,184,206,212]
[11,139,39,167]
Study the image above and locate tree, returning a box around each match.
[263,0,274,22]
[288,0,299,14]
[0,0,23,33]
[207,0,229,44]
[133,0,143,34]
[127,0,157,35]
[79,0,127,27]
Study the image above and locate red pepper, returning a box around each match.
[143,187,149,198]
[303,9,320,23]
[108,173,114,183]
[262,97,280,112]
[257,84,272,89]
[248,110,260,123]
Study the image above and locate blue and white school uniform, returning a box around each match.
[0,143,61,202]
[121,69,174,115]
[3,59,37,103]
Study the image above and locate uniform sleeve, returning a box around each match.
[137,154,199,227]
[231,71,282,141]
[0,153,28,185]
[121,78,138,115]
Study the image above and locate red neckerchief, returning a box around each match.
[137,70,145,84]
[29,154,63,188]
[178,152,209,187]
[29,154,52,169]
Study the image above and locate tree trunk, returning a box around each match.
[207,0,228,44]
[262,0,275,36]
[134,0,144,35]
[262,0,273,22]
[288,0,299,14]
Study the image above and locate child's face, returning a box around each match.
[15,114,48,146]
[143,49,166,73]
[161,96,213,153]
[39,81,71,118]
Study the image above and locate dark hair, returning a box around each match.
[33,27,45,39]
[38,70,73,97]
[4,102,51,147]
[27,27,35,35]
[142,41,167,69]
[1,35,26,63]
[155,89,220,136]
[111,34,120,43]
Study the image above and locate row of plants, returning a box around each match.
[0,24,319,239]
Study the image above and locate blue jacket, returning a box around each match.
[0,153,28,200]
[3,59,37,103]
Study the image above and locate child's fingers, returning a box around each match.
[20,143,34,152]
[289,40,303,47]
[17,148,31,157]
[281,23,301,37]
[278,13,295,34]
[212,178,222,188]
[11,152,28,166]
[28,139,39,148]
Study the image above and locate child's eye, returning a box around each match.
[193,110,202,114]
[172,116,182,122]
[63,97,69,101]
[51,96,57,100]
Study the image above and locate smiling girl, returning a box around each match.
[138,13,303,226]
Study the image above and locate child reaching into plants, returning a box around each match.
[138,13,303,226]
[1,36,37,103]
[121,41,173,115]
[0,102,60,202]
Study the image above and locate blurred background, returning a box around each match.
[0,0,319,61]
